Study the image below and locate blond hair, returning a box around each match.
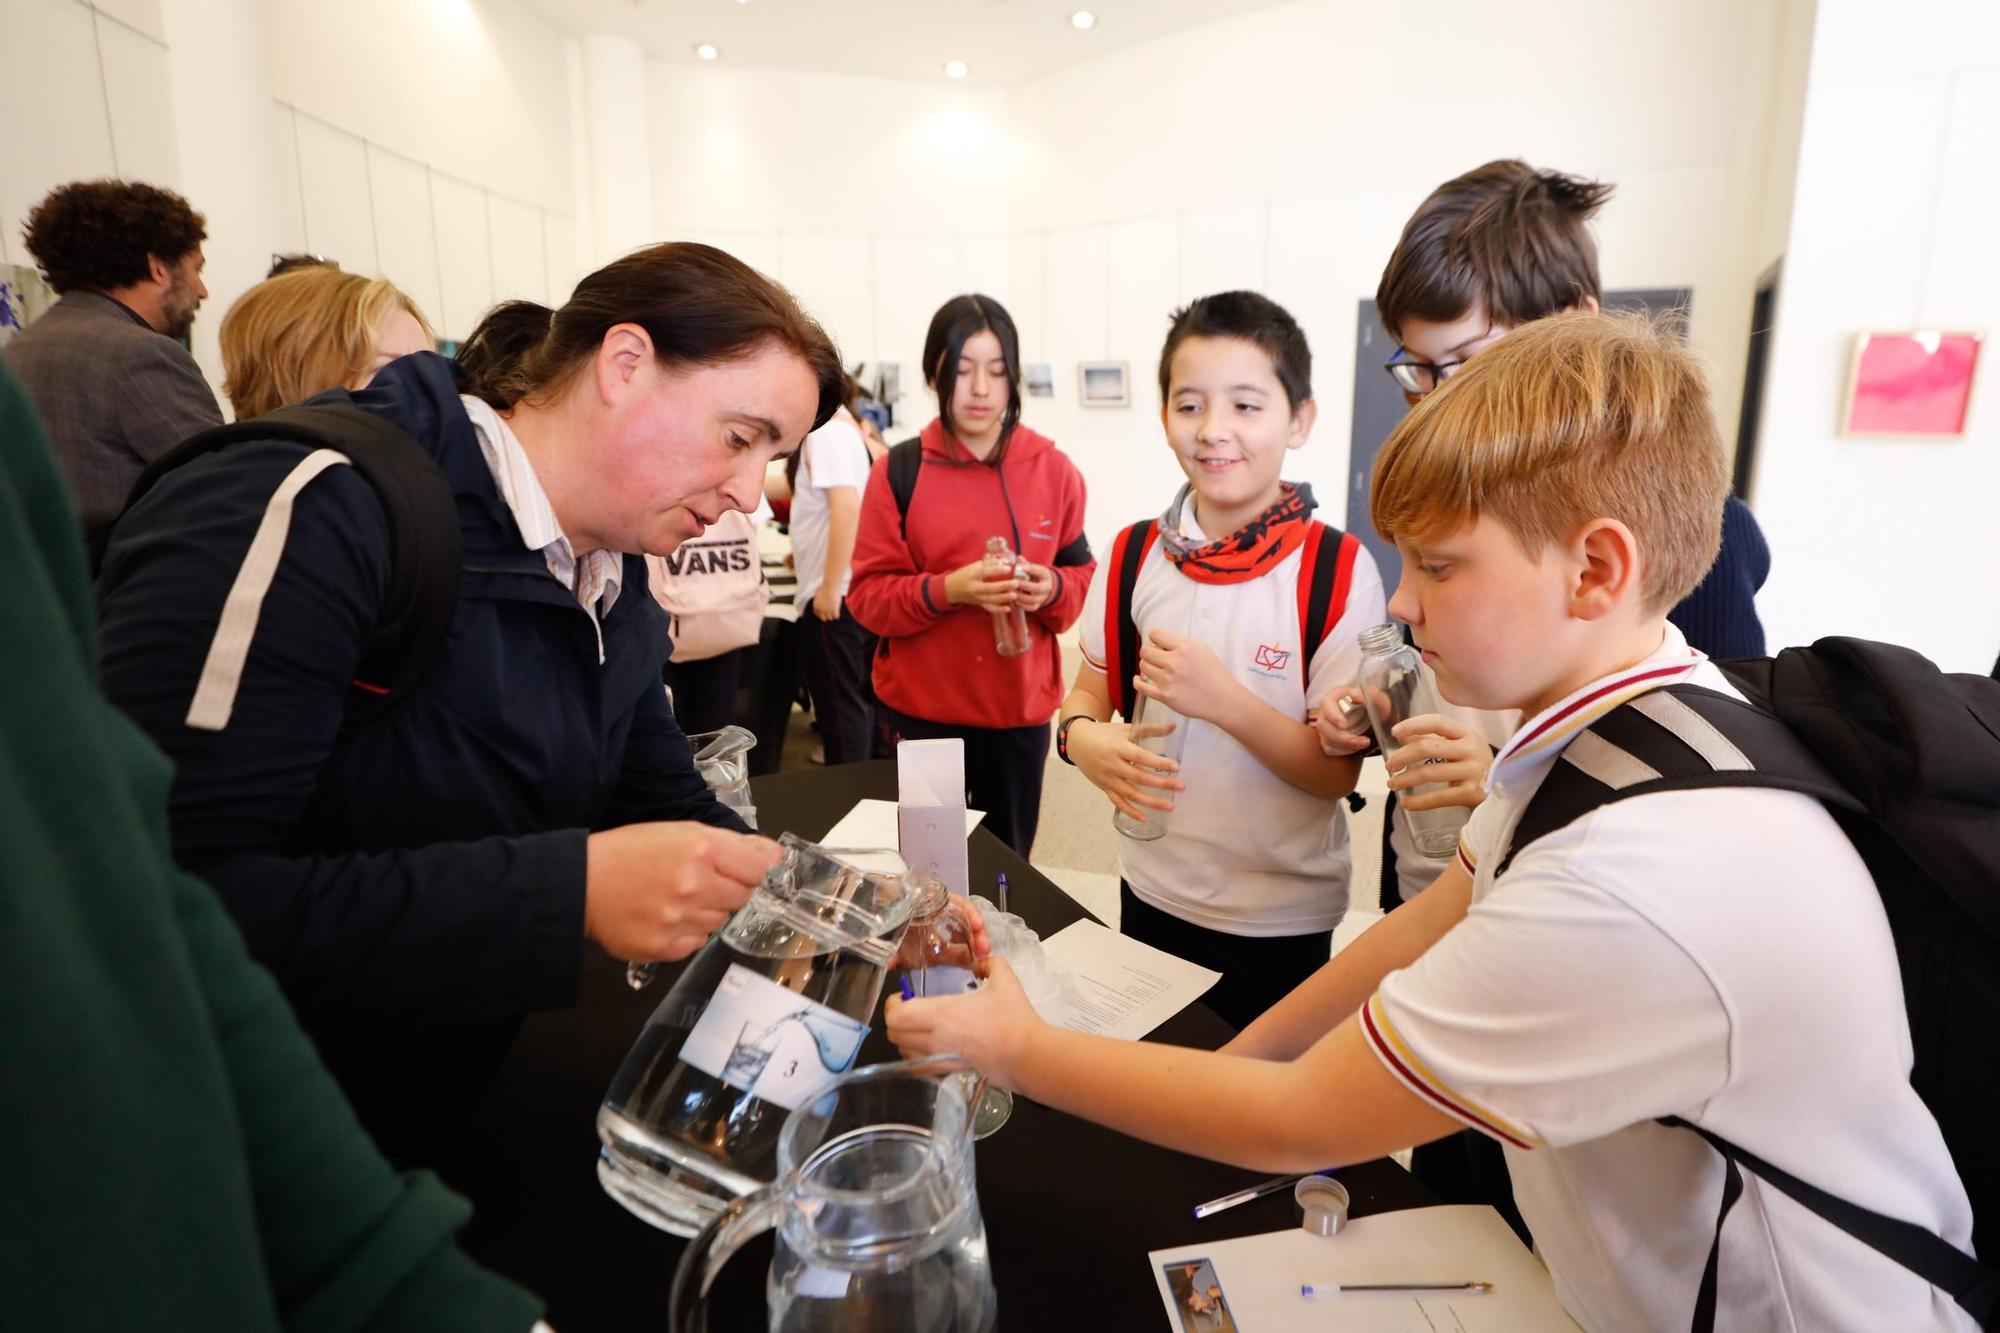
[220,267,434,418]
[1369,311,1727,613]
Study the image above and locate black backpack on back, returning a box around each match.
[1501,637,2000,1328]
[94,401,460,726]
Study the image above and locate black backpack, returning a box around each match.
[96,401,460,725]
[1500,637,2000,1329]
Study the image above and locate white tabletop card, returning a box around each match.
[895,737,964,808]
[1149,1204,1578,1332]
[1035,919,1221,1040]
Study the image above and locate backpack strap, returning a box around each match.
[886,437,923,537]
[1296,522,1361,667]
[116,402,461,728]
[1497,683,1999,1328]
[1103,519,1159,719]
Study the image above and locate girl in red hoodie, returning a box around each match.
[847,295,1093,856]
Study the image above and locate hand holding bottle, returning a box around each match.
[1067,716,1184,821]
[1382,714,1491,812]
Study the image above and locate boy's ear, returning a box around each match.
[1286,397,1317,451]
[1567,517,1640,621]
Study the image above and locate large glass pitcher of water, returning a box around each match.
[599,835,926,1237]
[667,1056,998,1333]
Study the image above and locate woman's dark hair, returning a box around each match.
[1376,159,1612,340]
[457,241,844,438]
[22,180,207,294]
[922,295,1021,462]
[1158,291,1312,410]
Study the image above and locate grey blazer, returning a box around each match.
[2,289,222,520]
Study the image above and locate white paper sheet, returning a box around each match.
[1034,919,1221,1040]
[895,738,964,807]
[818,799,984,853]
[1148,1205,1578,1332]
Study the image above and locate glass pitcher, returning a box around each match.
[598,835,928,1237]
[668,1056,998,1333]
[628,723,764,990]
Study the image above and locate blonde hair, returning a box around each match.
[220,267,434,418]
[1369,311,1727,613]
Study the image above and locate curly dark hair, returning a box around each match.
[21,180,207,295]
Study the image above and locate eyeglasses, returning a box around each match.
[1383,325,1495,396]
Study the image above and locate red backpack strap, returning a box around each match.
[1103,519,1159,719]
[1296,523,1361,686]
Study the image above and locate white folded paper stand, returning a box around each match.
[896,738,969,895]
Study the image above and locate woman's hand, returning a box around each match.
[885,955,1039,1086]
[1066,715,1183,822]
[1133,629,1237,723]
[943,559,1021,611]
[583,823,782,962]
[811,586,841,621]
[1384,713,1492,811]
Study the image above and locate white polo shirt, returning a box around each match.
[791,407,872,607]
[1363,626,1977,1332]
[1080,507,1386,936]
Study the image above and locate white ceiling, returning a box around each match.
[515,0,1298,86]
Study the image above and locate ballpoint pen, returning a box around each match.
[1192,1169,1333,1219]
[997,872,1009,916]
[1301,1282,1492,1296]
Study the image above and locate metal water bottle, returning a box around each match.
[1356,623,1471,859]
[985,536,1031,657]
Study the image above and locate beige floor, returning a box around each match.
[781,629,1390,955]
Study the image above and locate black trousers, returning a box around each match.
[800,606,876,765]
[876,704,1049,859]
[662,650,742,736]
[1117,883,1332,1031]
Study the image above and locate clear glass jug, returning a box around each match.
[628,723,763,990]
[598,835,928,1237]
[667,1056,998,1333]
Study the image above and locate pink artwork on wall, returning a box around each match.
[1841,331,1982,439]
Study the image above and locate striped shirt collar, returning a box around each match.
[459,395,623,660]
[1487,624,1705,786]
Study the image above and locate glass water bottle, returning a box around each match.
[1111,694,1185,842]
[984,536,1032,657]
[1356,623,1471,859]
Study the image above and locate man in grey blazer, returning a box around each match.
[4,180,223,530]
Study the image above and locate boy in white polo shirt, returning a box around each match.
[891,312,1979,1331]
[1055,290,1386,1028]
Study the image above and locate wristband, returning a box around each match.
[1056,714,1093,766]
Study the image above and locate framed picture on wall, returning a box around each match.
[1840,331,1983,440]
[1079,360,1129,407]
[1024,362,1055,397]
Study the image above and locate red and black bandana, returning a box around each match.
[1157,481,1318,585]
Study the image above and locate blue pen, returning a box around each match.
[899,974,915,1002]
[997,872,1009,916]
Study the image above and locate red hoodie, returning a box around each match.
[848,419,1094,730]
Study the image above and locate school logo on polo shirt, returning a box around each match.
[1253,643,1292,676]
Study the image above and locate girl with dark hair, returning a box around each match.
[95,241,845,1165]
[847,294,1095,856]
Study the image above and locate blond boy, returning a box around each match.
[889,314,1976,1331]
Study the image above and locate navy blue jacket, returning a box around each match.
[97,353,742,1163]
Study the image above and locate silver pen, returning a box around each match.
[1192,1169,1329,1219]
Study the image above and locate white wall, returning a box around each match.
[1,0,178,270]
[264,0,586,340]
[647,64,1010,386]
[1001,0,1811,558]
[1750,0,2000,671]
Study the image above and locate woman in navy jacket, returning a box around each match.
[96,243,844,1164]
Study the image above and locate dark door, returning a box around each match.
[1345,288,1692,596]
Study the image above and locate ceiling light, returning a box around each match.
[1071,10,1096,29]
[944,59,968,79]
[695,42,720,60]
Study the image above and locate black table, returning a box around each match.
[439,762,1433,1329]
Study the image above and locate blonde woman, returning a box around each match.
[219,265,435,418]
